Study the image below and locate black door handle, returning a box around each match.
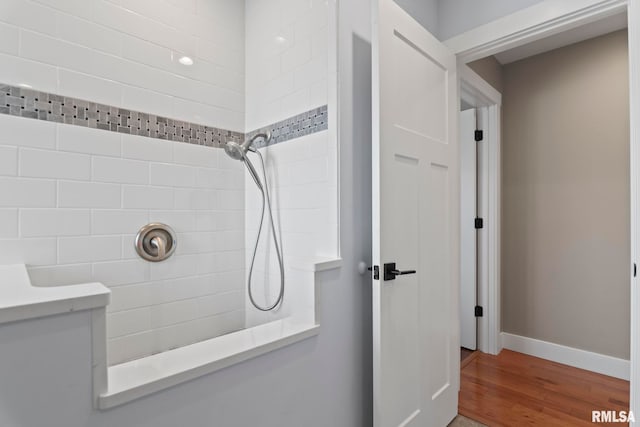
[391,269,417,276]
[384,262,417,281]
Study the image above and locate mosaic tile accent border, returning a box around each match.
[0,83,328,148]
[248,105,328,148]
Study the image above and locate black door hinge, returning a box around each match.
[475,218,484,229]
[635,263,637,278]
[475,130,484,142]
[475,306,483,317]
[368,265,380,280]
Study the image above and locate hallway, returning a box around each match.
[459,350,630,426]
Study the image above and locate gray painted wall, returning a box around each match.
[395,0,545,41]
[0,0,374,425]
[438,0,544,40]
[468,56,504,93]
[502,30,630,359]
[394,0,439,37]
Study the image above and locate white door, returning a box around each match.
[460,109,477,350]
[372,0,459,426]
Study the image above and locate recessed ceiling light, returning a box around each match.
[178,56,194,66]
[275,35,287,44]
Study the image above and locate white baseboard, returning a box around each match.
[500,332,630,381]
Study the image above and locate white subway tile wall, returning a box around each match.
[243,131,338,328]
[245,0,329,130]
[0,115,246,365]
[243,1,336,328]
[0,0,336,365]
[0,0,245,131]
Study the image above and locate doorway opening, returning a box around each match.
[371,1,640,425]
[457,8,631,426]
[458,66,501,358]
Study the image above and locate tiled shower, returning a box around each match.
[0,0,335,366]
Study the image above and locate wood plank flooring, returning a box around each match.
[461,348,476,363]
[459,350,630,426]
[461,348,480,369]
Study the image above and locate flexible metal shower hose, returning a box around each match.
[245,149,285,311]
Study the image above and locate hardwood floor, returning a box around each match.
[459,350,630,426]
[461,348,479,369]
[461,348,475,362]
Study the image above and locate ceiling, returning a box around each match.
[494,12,628,64]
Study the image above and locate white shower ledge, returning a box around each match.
[0,264,110,325]
[99,318,319,409]
[290,256,342,272]
[99,256,341,409]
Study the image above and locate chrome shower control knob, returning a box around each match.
[135,223,177,262]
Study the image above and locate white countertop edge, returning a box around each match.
[0,264,110,325]
[99,321,320,410]
[290,257,342,272]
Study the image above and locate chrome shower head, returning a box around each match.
[223,132,271,162]
[223,132,271,191]
[223,140,247,161]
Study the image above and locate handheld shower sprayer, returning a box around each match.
[223,132,264,160]
[223,133,268,189]
[223,133,285,312]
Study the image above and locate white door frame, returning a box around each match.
[448,0,640,420]
[459,66,501,355]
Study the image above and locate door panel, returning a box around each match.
[424,161,451,399]
[391,33,448,142]
[385,152,420,426]
[372,1,459,426]
[460,109,477,350]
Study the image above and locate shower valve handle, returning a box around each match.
[150,236,166,259]
[135,223,176,262]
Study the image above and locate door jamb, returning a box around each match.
[451,0,640,420]
[459,65,502,355]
